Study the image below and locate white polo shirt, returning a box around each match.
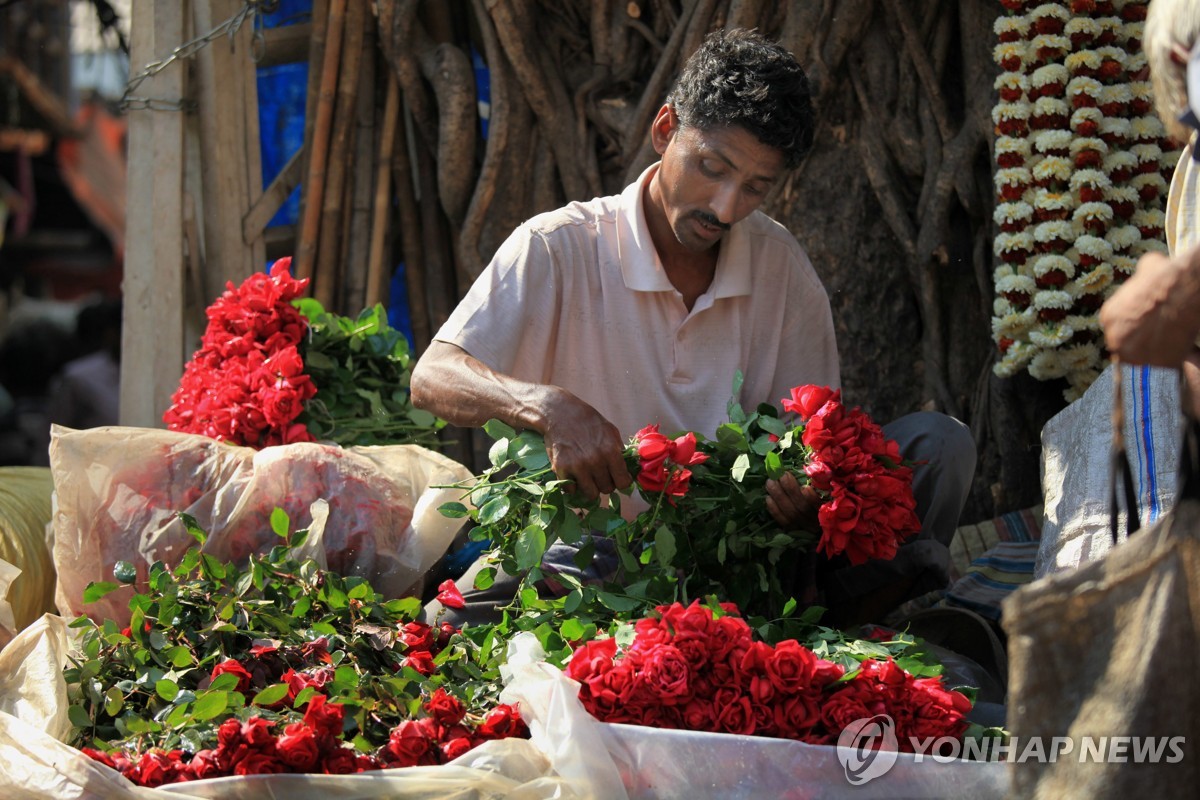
[433,163,841,441]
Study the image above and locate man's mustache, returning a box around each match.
[692,211,731,231]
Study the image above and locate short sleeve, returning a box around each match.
[433,226,562,382]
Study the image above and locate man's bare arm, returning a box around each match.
[410,341,632,499]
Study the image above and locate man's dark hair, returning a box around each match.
[666,28,814,169]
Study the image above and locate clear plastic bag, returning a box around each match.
[48,425,474,625]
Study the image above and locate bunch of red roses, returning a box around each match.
[783,385,921,565]
[632,425,709,501]
[164,257,316,448]
[81,690,529,787]
[565,601,971,748]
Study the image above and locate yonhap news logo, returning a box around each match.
[835,715,1188,784]
[836,715,899,785]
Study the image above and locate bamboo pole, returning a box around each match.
[294,0,347,282]
[366,73,401,308]
[313,0,365,309]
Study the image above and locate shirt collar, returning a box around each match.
[617,163,753,298]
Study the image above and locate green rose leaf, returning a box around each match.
[764,450,784,481]
[192,691,228,721]
[483,419,517,442]
[474,566,496,590]
[155,679,179,702]
[515,525,547,572]
[270,507,290,539]
[178,513,209,547]
[478,496,512,526]
[597,591,642,612]
[83,581,120,604]
[407,408,438,428]
[438,502,470,519]
[208,672,241,693]
[654,525,677,568]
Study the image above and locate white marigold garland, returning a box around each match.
[991,0,1174,401]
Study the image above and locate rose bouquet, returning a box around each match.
[67,512,528,788]
[566,600,975,750]
[440,380,919,621]
[164,257,442,449]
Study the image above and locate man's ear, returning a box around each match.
[650,104,677,156]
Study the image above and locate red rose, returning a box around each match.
[402,650,436,676]
[817,485,863,560]
[709,614,752,663]
[441,726,476,761]
[476,703,528,740]
[820,683,879,734]
[233,751,285,777]
[435,579,466,610]
[681,698,718,732]
[782,385,837,420]
[217,718,243,748]
[436,622,458,649]
[81,747,117,769]
[387,719,439,767]
[188,749,224,780]
[774,692,821,738]
[301,695,345,740]
[908,677,973,742]
[276,722,320,772]
[636,643,692,704]
[240,717,277,748]
[321,746,361,774]
[425,687,467,726]
[210,658,254,693]
[398,620,435,651]
[565,637,618,684]
[765,640,820,694]
[284,666,335,704]
[715,695,757,735]
[132,750,188,788]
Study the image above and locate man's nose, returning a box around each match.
[710,183,738,225]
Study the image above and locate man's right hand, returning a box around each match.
[541,389,633,501]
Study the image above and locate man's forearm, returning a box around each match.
[409,340,552,433]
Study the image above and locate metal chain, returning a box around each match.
[118,0,265,113]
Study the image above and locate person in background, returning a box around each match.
[1102,0,1200,384]
[46,297,122,432]
[412,29,975,627]
[0,317,73,465]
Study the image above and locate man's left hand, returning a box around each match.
[765,472,821,532]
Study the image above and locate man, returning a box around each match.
[1102,0,1200,377]
[413,29,974,625]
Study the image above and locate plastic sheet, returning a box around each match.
[499,633,1010,800]
[1,618,1008,799]
[0,466,56,645]
[48,426,474,624]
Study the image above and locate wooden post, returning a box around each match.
[120,0,187,427]
[193,0,265,302]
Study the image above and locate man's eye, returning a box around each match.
[745,184,766,197]
[699,162,721,178]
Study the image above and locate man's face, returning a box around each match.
[651,109,786,252]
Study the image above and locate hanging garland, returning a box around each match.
[991,0,1178,401]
